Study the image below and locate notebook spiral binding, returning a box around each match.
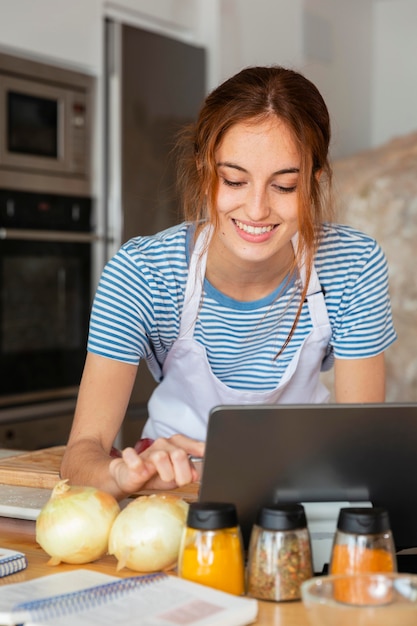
[0,553,27,578]
[15,572,168,621]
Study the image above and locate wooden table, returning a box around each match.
[0,515,311,625]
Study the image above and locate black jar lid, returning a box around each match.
[256,503,308,531]
[337,507,391,534]
[186,502,239,530]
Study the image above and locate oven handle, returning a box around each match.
[0,228,103,243]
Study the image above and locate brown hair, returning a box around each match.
[176,65,334,355]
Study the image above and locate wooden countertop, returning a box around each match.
[0,516,311,625]
[0,448,311,624]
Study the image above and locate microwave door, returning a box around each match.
[0,75,72,174]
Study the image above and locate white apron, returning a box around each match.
[143,227,331,440]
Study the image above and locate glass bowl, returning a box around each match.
[301,573,417,626]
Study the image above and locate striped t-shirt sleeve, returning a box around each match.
[318,226,396,359]
[87,225,188,365]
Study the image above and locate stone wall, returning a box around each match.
[321,131,417,402]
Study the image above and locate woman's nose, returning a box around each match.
[246,187,271,221]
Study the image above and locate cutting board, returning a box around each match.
[0,446,63,489]
[0,445,199,501]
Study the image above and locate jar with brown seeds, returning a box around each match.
[247,503,313,602]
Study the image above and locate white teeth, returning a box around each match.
[234,219,274,235]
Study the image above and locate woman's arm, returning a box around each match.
[60,352,204,499]
[334,353,386,403]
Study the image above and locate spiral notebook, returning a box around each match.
[0,569,258,626]
[0,549,27,578]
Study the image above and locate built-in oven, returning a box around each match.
[0,188,93,448]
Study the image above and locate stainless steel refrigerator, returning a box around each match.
[105,20,206,442]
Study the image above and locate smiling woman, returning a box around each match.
[60,66,396,500]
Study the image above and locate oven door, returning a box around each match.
[0,229,92,403]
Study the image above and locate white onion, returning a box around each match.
[36,479,120,565]
[108,494,189,572]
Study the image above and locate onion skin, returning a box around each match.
[108,494,189,572]
[36,479,120,565]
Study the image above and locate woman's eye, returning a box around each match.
[222,178,245,188]
[273,184,297,194]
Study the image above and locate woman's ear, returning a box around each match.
[314,168,323,182]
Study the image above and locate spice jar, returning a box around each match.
[247,503,313,602]
[329,507,397,604]
[330,507,397,576]
[177,502,245,596]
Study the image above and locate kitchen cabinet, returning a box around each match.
[0,1,211,76]
[0,0,102,73]
[106,0,198,32]
[0,412,73,450]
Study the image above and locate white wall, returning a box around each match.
[218,0,304,82]
[218,0,376,158]
[217,0,417,158]
[218,0,396,159]
[372,0,417,148]
[300,0,374,159]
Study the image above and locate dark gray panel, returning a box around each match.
[200,403,417,552]
[122,24,206,240]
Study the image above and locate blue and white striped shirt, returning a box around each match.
[88,222,396,391]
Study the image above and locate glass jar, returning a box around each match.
[247,503,314,602]
[177,502,245,595]
[330,507,397,575]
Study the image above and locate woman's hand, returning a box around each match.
[108,434,205,495]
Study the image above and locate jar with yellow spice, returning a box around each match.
[177,502,245,595]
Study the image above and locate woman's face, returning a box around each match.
[212,116,301,268]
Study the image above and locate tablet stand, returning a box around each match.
[303,500,373,574]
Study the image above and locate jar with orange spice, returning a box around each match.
[330,507,397,576]
[329,507,397,604]
[177,502,245,596]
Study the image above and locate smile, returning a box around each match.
[233,219,276,235]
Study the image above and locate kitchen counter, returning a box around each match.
[0,516,311,625]
[0,448,55,519]
[0,446,312,625]
[0,448,24,459]
[0,483,52,519]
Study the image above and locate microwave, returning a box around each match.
[0,51,94,196]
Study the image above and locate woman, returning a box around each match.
[61,66,396,498]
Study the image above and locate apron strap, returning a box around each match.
[294,233,330,331]
[179,225,212,338]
